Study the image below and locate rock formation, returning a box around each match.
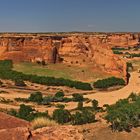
[0,32,139,80]
[0,112,83,140]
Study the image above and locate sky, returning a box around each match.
[0,0,140,32]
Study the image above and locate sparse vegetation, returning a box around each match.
[28,92,43,104]
[113,50,123,55]
[105,93,140,132]
[31,117,58,130]
[71,109,95,125]
[72,93,84,102]
[9,104,49,121]
[52,109,71,124]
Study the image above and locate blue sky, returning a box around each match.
[0,0,140,32]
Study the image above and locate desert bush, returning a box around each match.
[15,97,29,102]
[14,79,26,87]
[112,47,127,51]
[18,104,35,120]
[42,96,54,105]
[94,77,125,88]
[72,93,84,102]
[63,97,73,102]
[113,50,123,55]
[127,92,139,101]
[9,104,49,121]
[55,104,65,109]
[54,91,65,98]
[77,101,83,110]
[28,92,43,104]
[0,97,13,104]
[105,94,140,132]
[52,109,71,124]
[31,117,58,130]
[72,109,95,125]
[92,99,99,110]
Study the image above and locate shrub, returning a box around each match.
[28,92,43,103]
[127,92,138,101]
[77,101,83,110]
[9,104,49,121]
[52,109,71,124]
[72,93,84,102]
[105,94,140,132]
[15,97,29,102]
[94,77,125,88]
[14,79,26,87]
[111,47,127,51]
[55,104,65,109]
[54,91,65,98]
[63,97,73,102]
[31,117,58,130]
[113,50,123,55]
[18,104,35,120]
[92,99,98,110]
[42,96,54,105]
[72,109,95,125]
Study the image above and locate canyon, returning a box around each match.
[0,32,139,80]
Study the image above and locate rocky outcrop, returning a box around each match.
[0,112,83,140]
[0,33,138,79]
[32,126,83,140]
[60,35,127,79]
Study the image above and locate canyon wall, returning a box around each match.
[0,33,139,79]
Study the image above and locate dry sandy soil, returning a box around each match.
[0,70,139,115]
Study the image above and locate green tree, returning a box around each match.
[72,93,84,102]
[52,109,71,124]
[28,92,43,103]
[92,99,98,110]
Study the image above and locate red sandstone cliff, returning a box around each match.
[0,33,138,79]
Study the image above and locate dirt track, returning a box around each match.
[85,71,140,106]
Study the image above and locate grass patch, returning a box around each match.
[31,117,58,130]
[13,62,110,82]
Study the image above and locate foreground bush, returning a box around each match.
[52,109,71,124]
[31,117,58,130]
[72,109,95,125]
[9,104,49,121]
[94,77,125,88]
[105,93,140,132]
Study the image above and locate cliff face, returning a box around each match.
[0,33,138,79]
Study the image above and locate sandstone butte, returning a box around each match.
[0,32,139,80]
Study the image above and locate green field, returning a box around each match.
[13,62,110,82]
